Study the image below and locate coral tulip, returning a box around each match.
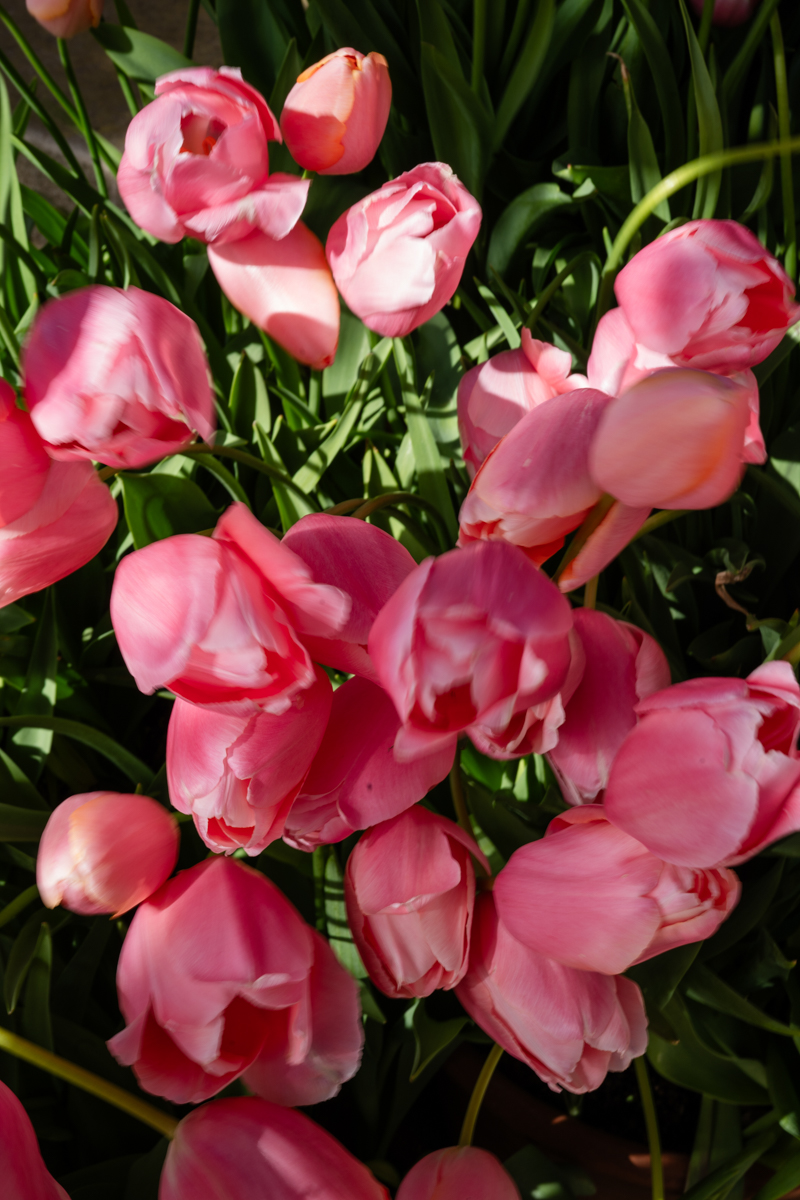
[396,1147,521,1200]
[689,0,758,24]
[327,163,481,337]
[0,1079,70,1200]
[281,49,392,175]
[37,792,178,917]
[345,807,489,998]
[118,67,308,245]
[23,286,214,469]
[604,662,800,868]
[26,0,102,38]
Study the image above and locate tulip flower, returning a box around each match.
[23,287,214,470]
[0,1079,70,1200]
[281,49,392,175]
[108,856,360,1103]
[0,381,117,609]
[368,540,578,760]
[604,662,800,868]
[327,162,482,337]
[689,0,758,23]
[111,502,349,713]
[548,608,671,802]
[208,223,340,370]
[284,677,455,849]
[345,807,489,998]
[37,792,178,917]
[26,0,102,38]
[160,1097,389,1200]
[396,1147,521,1200]
[458,329,587,477]
[456,894,648,1093]
[494,806,739,975]
[166,668,332,855]
[118,67,309,245]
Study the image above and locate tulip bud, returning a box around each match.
[0,1079,70,1200]
[26,0,103,38]
[36,792,178,917]
[281,49,392,175]
[396,1147,521,1200]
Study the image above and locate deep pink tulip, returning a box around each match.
[108,856,360,1104]
[604,662,800,868]
[396,1147,521,1200]
[494,806,739,975]
[26,0,102,37]
[689,0,758,24]
[368,540,578,760]
[281,49,391,175]
[0,1079,70,1199]
[208,223,340,369]
[548,608,671,802]
[118,67,308,245]
[456,894,648,1093]
[326,163,482,337]
[458,329,587,477]
[37,792,178,917]
[284,677,455,849]
[111,502,348,713]
[0,381,117,609]
[23,287,214,469]
[345,807,488,999]
[166,668,332,855]
[160,1097,389,1200]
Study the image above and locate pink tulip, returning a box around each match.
[37,792,178,917]
[208,223,340,369]
[0,381,117,609]
[161,1097,389,1200]
[23,287,214,469]
[26,0,102,38]
[458,329,587,477]
[604,661,800,868]
[689,0,758,24]
[118,67,308,245]
[345,807,489,999]
[326,162,482,337]
[396,1147,521,1200]
[0,1079,70,1200]
[368,540,577,760]
[281,49,391,175]
[108,856,360,1103]
[456,894,648,1093]
[548,608,671,802]
[111,502,349,713]
[166,667,332,855]
[494,806,739,975]
[284,677,455,849]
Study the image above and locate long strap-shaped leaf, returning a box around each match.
[0,716,153,786]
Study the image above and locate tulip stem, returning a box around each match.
[583,575,598,610]
[57,39,107,199]
[631,509,690,542]
[635,1056,665,1200]
[449,761,473,839]
[183,0,201,59]
[472,0,487,94]
[0,1026,179,1140]
[770,13,796,281]
[459,1043,503,1146]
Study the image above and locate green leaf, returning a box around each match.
[268,37,303,120]
[91,24,193,83]
[505,1144,596,1199]
[0,803,48,841]
[393,339,458,543]
[120,472,219,549]
[217,0,290,102]
[0,74,35,312]
[21,920,53,1051]
[621,64,670,222]
[487,183,572,277]
[4,909,50,1013]
[682,1130,778,1200]
[254,424,316,531]
[323,848,367,980]
[685,962,799,1038]
[11,590,57,783]
[0,745,46,810]
[751,1145,800,1200]
[53,919,112,1023]
[419,42,491,200]
[619,0,685,174]
[415,0,463,75]
[0,716,153,786]
[229,353,271,441]
[404,998,469,1081]
[627,942,701,1010]
[322,314,372,416]
[648,997,770,1105]
[0,884,39,930]
[493,0,555,149]
[678,0,723,219]
[0,604,34,634]
[767,1039,800,1140]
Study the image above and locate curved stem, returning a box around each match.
[583,575,599,610]
[0,1027,178,1139]
[635,1056,664,1200]
[771,12,796,280]
[459,1043,503,1146]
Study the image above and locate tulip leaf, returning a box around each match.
[681,1129,778,1200]
[702,860,784,959]
[678,0,723,219]
[268,37,304,122]
[767,1039,800,1139]
[404,998,469,1081]
[253,424,315,531]
[0,603,34,634]
[217,0,289,102]
[22,920,53,1051]
[505,1144,595,1199]
[4,909,50,1014]
[627,942,702,1011]
[0,745,47,810]
[487,183,572,278]
[119,472,219,549]
[91,25,193,84]
[10,590,57,784]
[322,850,367,980]
[322,315,372,417]
[419,42,491,201]
[493,0,555,150]
[229,353,272,443]
[0,803,48,841]
[750,1144,800,1200]
[619,0,685,174]
[620,65,670,223]
[124,1140,170,1200]
[415,0,463,76]
[684,963,799,1038]
[0,716,153,786]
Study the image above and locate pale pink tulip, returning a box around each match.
[26,0,102,38]
[327,163,481,337]
[161,1097,389,1200]
[281,49,391,175]
[0,381,117,609]
[396,1147,521,1200]
[37,792,178,917]
[0,1080,70,1199]
[368,540,577,760]
[604,662,800,868]
[118,67,308,245]
[689,0,758,24]
[345,807,488,999]
[23,287,214,469]
[208,223,340,369]
[166,668,332,855]
[494,806,739,975]
[456,894,648,1093]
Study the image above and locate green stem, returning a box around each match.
[0,3,78,125]
[114,66,141,118]
[183,0,201,59]
[583,575,599,610]
[0,1026,178,1139]
[554,493,615,583]
[449,760,473,838]
[498,0,531,79]
[635,1056,665,1200]
[57,39,107,198]
[459,1043,503,1146]
[181,443,304,495]
[771,12,796,281]
[632,509,690,541]
[0,303,20,367]
[697,0,715,57]
[472,0,487,94]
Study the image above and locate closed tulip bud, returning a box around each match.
[689,0,758,24]
[396,1147,521,1200]
[345,807,489,999]
[37,792,178,917]
[161,1097,389,1200]
[281,49,392,175]
[26,0,102,38]
[0,1079,70,1199]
